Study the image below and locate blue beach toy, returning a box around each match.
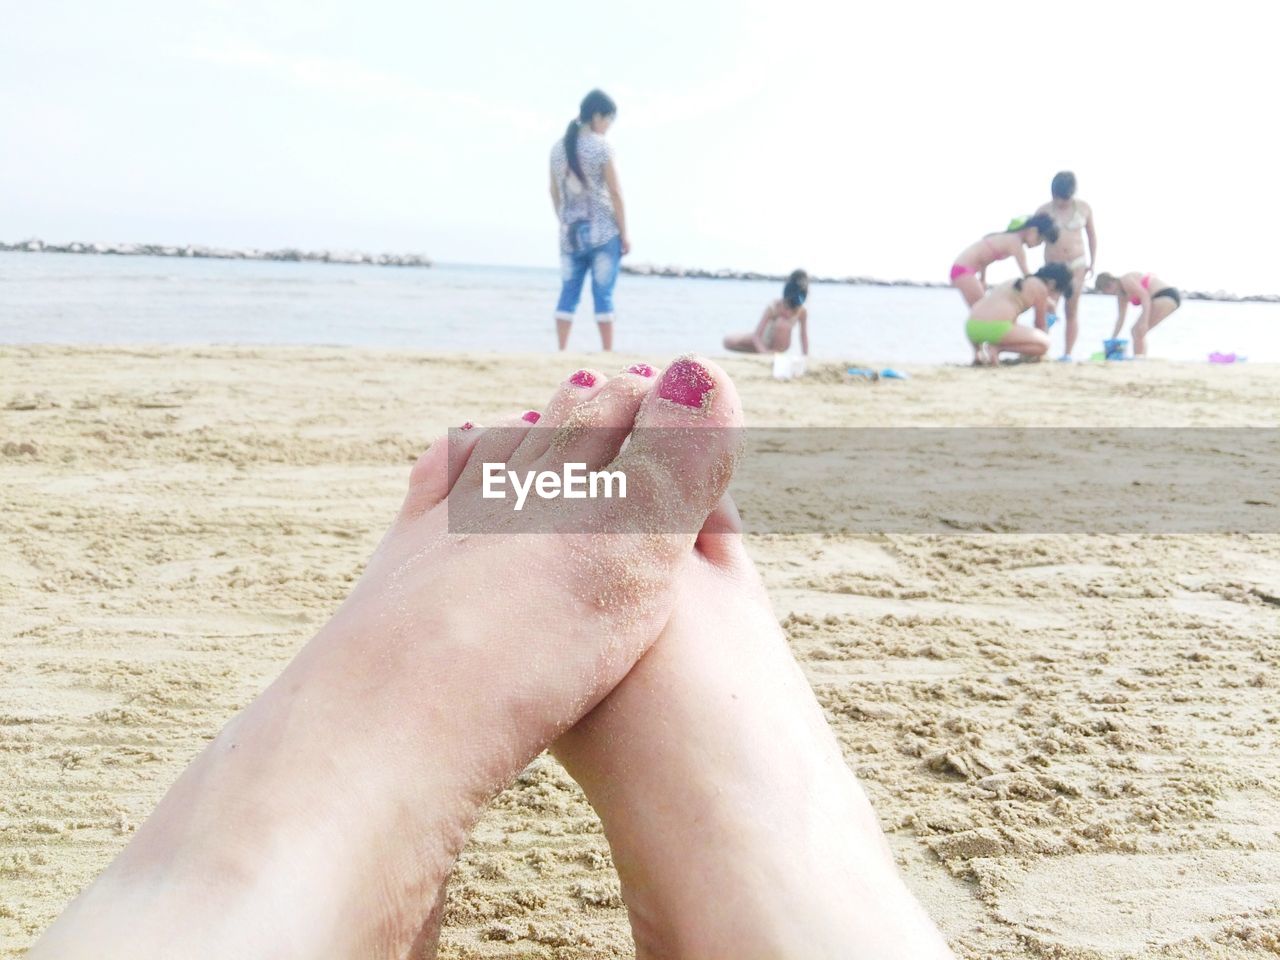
[1046,312,1059,330]
[1103,338,1128,361]
[846,367,879,380]
[880,368,908,380]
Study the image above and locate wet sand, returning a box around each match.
[2,346,1279,958]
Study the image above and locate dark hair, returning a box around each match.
[564,89,617,183]
[782,269,809,309]
[1035,262,1073,299]
[1051,171,1077,200]
[1010,213,1059,245]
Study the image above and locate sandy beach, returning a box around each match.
[3,345,1279,959]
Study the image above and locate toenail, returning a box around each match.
[627,363,655,377]
[657,358,715,410]
[569,369,597,388]
[522,410,541,423]
[460,421,475,431]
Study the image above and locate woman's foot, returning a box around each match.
[553,498,956,960]
[27,357,743,960]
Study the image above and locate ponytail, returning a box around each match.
[564,89,617,184]
[564,118,585,183]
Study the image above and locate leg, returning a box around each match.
[724,331,765,353]
[951,272,984,307]
[1133,298,1178,356]
[590,236,622,352]
[995,324,1051,360]
[555,250,590,351]
[1062,266,1087,357]
[553,499,956,959]
[27,358,744,960]
[971,341,996,366]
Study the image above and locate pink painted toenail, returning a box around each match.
[569,369,597,388]
[460,421,475,431]
[627,363,655,377]
[657,358,715,410]
[522,410,541,423]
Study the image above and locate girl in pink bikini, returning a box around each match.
[1094,271,1182,357]
[949,213,1059,307]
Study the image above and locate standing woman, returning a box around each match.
[549,89,630,351]
[1036,171,1097,359]
[1094,271,1182,357]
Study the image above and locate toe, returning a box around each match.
[512,368,607,464]
[608,356,743,533]
[400,420,482,521]
[695,494,753,571]
[536,362,659,471]
[458,409,543,488]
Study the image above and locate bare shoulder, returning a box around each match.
[1035,200,1052,215]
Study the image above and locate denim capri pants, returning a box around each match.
[555,233,622,323]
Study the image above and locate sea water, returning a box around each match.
[1,252,1275,364]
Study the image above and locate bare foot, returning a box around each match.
[26,357,742,960]
[553,498,957,959]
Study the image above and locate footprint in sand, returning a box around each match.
[998,850,1280,954]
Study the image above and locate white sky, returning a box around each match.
[1,0,1273,293]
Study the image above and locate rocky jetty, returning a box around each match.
[1181,289,1280,304]
[0,238,431,268]
[622,263,1280,304]
[623,263,945,289]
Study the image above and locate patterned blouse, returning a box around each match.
[550,129,620,254]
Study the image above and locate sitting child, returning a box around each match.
[724,269,809,355]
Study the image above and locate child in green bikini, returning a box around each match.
[965,263,1073,365]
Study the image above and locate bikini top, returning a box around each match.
[1063,202,1087,231]
[1130,274,1151,306]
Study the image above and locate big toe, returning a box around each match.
[609,356,743,534]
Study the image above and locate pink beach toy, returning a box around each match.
[1209,352,1247,364]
